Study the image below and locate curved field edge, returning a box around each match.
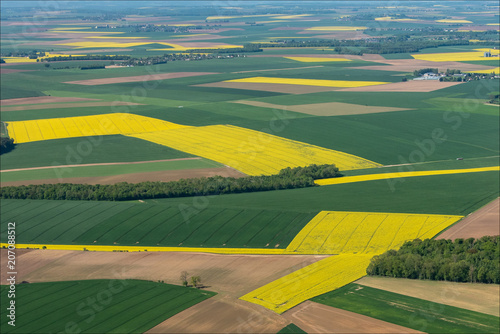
[311,283,500,334]
[0,279,216,334]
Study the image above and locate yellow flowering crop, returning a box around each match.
[128,125,381,175]
[0,243,285,255]
[224,77,388,88]
[285,211,462,255]
[315,166,500,186]
[411,49,499,62]
[284,57,352,62]
[240,254,372,313]
[6,113,186,144]
[241,210,462,313]
[435,19,473,23]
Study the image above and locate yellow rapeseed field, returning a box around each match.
[411,49,499,62]
[240,210,462,313]
[0,243,285,255]
[285,211,463,255]
[224,76,388,88]
[128,125,381,175]
[284,57,352,62]
[435,19,473,23]
[315,167,500,186]
[240,254,372,313]
[305,26,367,31]
[6,113,186,144]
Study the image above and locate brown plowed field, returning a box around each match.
[0,249,326,295]
[1,96,99,106]
[232,100,411,116]
[1,101,143,111]
[0,69,34,74]
[195,82,340,94]
[282,301,423,333]
[337,80,463,92]
[437,198,499,239]
[64,72,219,85]
[146,297,289,334]
[0,167,246,186]
[357,276,500,317]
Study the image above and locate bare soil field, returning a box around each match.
[64,72,219,85]
[337,80,463,92]
[195,82,340,94]
[0,249,326,296]
[0,69,34,74]
[437,198,499,240]
[282,301,423,333]
[357,276,500,317]
[147,297,289,334]
[1,101,143,112]
[1,96,99,106]
[232,100,412,116]
[350,59,497,72]
[0,167,247,186]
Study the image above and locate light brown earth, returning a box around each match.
[1,101,144,111]
[0,167,247,186]
[0,69,34,74]
[64,72,219,85]
[282,301,424,333]
[147,297,289,334]
[349,59,498,72]
[194,82,340,94]
[0,249,326,295]
[232,100,412,116]
[437,198,499,239]
[357,276,500,317]
[0,96,99,106]
[337,80,463,92]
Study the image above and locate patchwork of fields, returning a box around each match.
[1,2,499,333]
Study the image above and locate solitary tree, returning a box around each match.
[180,271,189,287]
[191,276,201,288]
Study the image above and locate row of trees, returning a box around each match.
[0,164,340,201]
[366,237,500,283]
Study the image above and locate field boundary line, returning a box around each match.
[231,65,324,73]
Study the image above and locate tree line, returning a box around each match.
[366,237,500,284]
[0,164,340,201]
[0,137,14,155]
